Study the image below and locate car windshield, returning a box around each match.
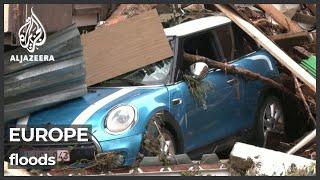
[102,37,175,86]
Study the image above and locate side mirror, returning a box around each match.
[189,62,209,80]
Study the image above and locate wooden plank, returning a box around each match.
[257,4,302,32]
[81,9,173,86]
[214,4,316,92]
[292,46,314,59]
[270,32,313,50]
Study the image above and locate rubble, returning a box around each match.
[257,4,302,33]
[287,130,316,155]
[4,161,31,176]
[292,12,316,25]
[43,154,230,176]
[3,3,317,176]
[270,32,314,51]
[293,76,316,126]
[213,4,316,165]
[183,4,205,13]
[293,46,315,60]
[213,4,316,93]
[271,4,300,19]
[229,142,316,176]
[99,4,157,26]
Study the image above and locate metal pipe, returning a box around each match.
[287,129,316,154]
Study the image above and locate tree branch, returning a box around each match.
[183,52,300,100]
[293,75,316,126]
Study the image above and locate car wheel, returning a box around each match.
[255,96,284,147]
[160,129,176,156]
[140,118,176,157]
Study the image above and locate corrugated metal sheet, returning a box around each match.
[4,24,82,74]
[4,24,87,122]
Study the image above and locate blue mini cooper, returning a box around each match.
[8,16,286,167]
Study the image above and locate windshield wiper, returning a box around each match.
[113,78,145,86]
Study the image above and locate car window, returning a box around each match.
[114,57,173,85]
[232,23,259,59]
[183,31,220,61]
[215,24,234,61]
[177,29,225,80]
[215,23,259,62]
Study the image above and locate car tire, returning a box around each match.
[140,118,176,157]
[160,129,176,156]
[254,95,285,147]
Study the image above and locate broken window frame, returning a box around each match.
[173,24,229,82]
[214,23,235,62]
[213,22,260,63]
[228,23,260,62]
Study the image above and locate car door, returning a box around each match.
[183,70,243,151]
[168,26,245,152]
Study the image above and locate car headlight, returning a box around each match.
[105,105,136,133]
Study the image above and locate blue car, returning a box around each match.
[8,16,285,167]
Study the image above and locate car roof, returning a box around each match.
[164,15,231,37]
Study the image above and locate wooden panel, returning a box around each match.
[270,32,313,50]
[81,9,173,86]
[214,4,316,92]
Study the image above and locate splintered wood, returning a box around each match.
[81,9,173,86]
[257,4,302,33]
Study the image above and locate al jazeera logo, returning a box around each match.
[10,7,55,63]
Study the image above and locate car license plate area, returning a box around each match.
[19,148,70,162]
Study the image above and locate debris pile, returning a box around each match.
[93,3,317,173]
[87,2,317,166]
[3,3,317,176]
[209,4,316,161]
[228,142,316,176]
[32,154,230,176]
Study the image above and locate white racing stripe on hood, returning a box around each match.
[16,116,29,126]
[72,88,137,125]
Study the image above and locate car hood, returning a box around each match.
[23,86,165,126]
